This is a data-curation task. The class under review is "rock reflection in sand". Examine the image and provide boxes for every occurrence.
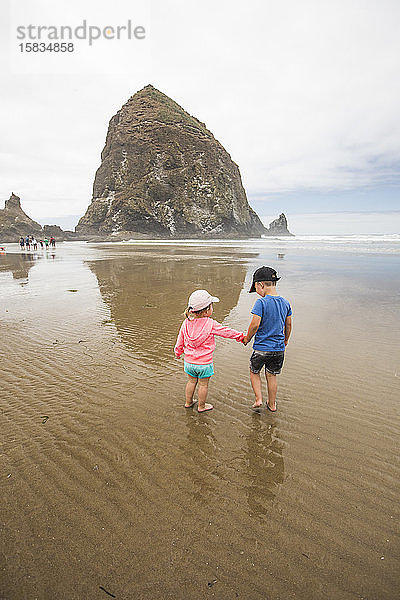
[0,251,57,283]
[0,252,38,281]
[87,246,255,366]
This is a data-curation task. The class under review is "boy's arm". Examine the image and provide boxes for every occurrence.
[243,315,261,345]
[284,315,292,346]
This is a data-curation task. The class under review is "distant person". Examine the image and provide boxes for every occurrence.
[174,289,244,412]
[50,236,56,248]
[32,238,38,250]
[243,266,292,412]
[39,240,44,249]
[19,237,25,249]
[25,236,30,250]
[44,238,49,249]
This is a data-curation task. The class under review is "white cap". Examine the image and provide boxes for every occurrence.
[188,289,220,312]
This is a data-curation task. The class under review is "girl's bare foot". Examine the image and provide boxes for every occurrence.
[198,403,213,412]
[267,402,277,412]
[185,400,197,408]
[252,401,262,409]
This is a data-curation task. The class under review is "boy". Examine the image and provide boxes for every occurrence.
[243,266,292,411]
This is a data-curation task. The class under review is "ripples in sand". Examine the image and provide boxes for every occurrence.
[2,242,399,599]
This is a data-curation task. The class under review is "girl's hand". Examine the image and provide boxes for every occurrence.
[242,336,248,346]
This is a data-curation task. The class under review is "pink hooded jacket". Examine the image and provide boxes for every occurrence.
[174,317,244,365]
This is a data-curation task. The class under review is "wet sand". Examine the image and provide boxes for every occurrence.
[1,241,399,599]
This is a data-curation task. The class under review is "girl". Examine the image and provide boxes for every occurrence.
[174,289,244,412]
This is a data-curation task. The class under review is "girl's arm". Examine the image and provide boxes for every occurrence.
[211,320,244,342]
[174,324,185,357]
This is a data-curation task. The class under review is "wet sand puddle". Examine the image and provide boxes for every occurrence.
[1,243,399,599]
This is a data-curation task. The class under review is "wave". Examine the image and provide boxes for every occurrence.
[3,234,400,256]
[118,234,400,254]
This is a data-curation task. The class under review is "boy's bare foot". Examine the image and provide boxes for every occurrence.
[267,402,277,412]
[198,403,213,412]
[252,401,263,409]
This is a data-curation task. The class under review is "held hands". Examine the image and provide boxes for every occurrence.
[242,335,249,346]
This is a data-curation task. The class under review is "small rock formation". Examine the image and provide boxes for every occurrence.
[76,85,267,238]
[43,224,77,240]
[43,224,64,238]
[0,193,43,241]
[265,213,293,236]
[42,225,78,240]
[0,194,79,242]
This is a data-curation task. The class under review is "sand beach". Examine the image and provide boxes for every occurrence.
[1,237,399,599]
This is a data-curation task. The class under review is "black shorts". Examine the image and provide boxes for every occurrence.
[249,350,285,375]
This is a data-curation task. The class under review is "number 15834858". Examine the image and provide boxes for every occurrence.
[19,43,74,52]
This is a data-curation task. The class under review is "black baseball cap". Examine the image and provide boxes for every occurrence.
[249,266,280,292]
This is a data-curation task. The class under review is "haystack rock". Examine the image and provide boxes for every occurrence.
[0,193,42,242]
[265,213,293,236]
[76,85,267,238]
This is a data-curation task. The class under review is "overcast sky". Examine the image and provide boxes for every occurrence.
[1,0,399,233]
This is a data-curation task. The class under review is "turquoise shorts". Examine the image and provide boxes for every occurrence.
[184,361,214,379]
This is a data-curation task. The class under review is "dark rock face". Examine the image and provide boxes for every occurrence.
[0,193,43,242]
[266,213,293,236]
[76,85,267,238]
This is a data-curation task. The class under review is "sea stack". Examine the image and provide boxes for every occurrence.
[0,193,42,241]
[265,213,294,236]
[76,85,267,238]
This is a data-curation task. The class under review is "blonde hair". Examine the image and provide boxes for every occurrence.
[184,303,212,319]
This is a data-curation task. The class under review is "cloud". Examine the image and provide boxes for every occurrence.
[1,0,400,221]
[151,0,400,192]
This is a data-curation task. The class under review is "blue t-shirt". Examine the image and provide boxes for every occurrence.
[251,295,292,351]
